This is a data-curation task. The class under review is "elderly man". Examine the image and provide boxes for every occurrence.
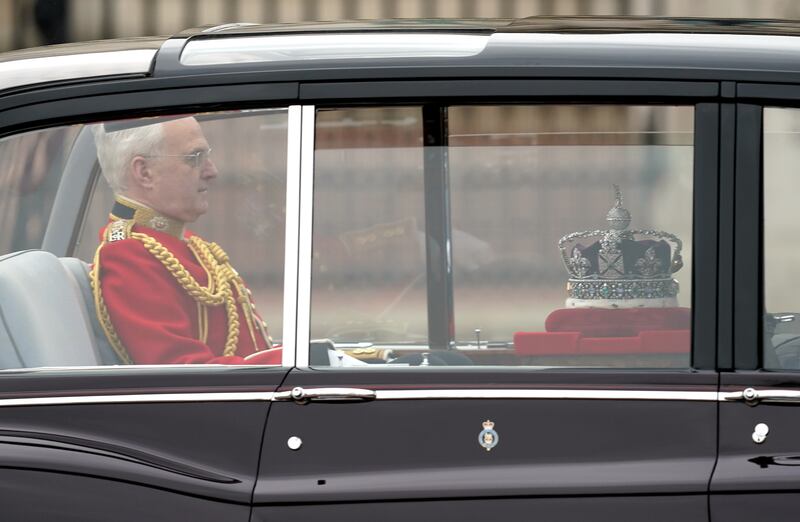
[90,116,279,365]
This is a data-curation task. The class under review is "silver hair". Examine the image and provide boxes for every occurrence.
[91,121,165,194]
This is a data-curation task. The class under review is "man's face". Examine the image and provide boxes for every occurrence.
[143,117,218,223]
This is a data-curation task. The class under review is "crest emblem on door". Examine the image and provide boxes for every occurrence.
[478,420,499,451]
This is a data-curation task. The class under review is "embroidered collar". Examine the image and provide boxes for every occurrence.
[110,195,185,238]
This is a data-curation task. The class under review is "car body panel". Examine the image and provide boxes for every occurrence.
[0,367,288,506]
[0,15,798,519]
[256,370,717,515]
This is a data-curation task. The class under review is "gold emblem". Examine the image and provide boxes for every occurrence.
[107,220,130,242]
[149,216,169,231]
[478,419,499,451]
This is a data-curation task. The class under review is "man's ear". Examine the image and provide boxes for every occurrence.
[130,156,156,189]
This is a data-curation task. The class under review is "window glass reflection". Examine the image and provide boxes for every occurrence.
[310,104,694,369]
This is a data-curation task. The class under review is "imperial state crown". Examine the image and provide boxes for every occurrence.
[558,185,683,308]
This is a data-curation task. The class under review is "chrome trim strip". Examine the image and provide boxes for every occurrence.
[493,32,800,53]
[281,105,302,369]
[0,392,274,408]
[753,389,800,403]
[201,23,261,33]
[720,388,800,404]
[274,387,376,402]
[0,364,287,374]
[270,388,718,402]
[0,389,723,407]
[294,105,316,369]
[0,50,156,92]
[181,34,489,66]
[373,389,719,401]
[720,391,746,402]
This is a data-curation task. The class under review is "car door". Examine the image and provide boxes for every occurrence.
[711,94,800,521]
[254,82,722,521]
[0,82,298,520]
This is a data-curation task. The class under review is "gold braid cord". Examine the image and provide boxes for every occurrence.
[91,245,134,364]
[92,231,265,361]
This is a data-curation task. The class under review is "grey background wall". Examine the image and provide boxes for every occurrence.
[3,0,800,52]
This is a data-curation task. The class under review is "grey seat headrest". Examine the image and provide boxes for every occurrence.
[0,250,100,368]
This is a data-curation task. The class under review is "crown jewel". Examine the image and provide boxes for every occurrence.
[558,186,683,308]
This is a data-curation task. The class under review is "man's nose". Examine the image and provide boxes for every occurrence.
[201,159,219,179]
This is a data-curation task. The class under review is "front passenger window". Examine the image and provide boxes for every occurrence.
[310,104,695,368]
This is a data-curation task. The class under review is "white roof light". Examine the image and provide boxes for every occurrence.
[0,49,156,92]
[181,33,490,66]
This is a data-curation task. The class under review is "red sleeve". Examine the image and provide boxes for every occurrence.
[98,239,248,365]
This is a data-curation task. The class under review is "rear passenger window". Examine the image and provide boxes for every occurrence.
[0,108,289,368]
[764,107,800,370]
[310,104,694,368]
[0,127,79,254]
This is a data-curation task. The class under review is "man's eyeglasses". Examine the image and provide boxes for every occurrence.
[143,148,213,169]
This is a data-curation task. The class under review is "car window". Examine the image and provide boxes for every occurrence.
[310,104,694,368]
[0,126,79,254]
[311,107,427,346]
[0,108,288,368]
[763,107,800,370]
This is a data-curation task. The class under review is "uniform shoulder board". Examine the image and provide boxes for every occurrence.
[105,219,133,242]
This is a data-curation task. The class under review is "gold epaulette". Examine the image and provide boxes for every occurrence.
[104,219,134,243]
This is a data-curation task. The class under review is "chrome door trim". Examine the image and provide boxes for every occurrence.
[0,391,275,408]
[721,387,800,405]
[373,389,719,401]
[0,389,725,407]
[273,387,377,402]
[281,105,303,369]
[273,388,719,402]
[294,105,316,369]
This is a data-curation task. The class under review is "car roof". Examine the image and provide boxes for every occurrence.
[0,37,165,93]
[4,16,800,95]
[177,16,800,36]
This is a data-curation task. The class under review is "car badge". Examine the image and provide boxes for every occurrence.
[478,419,499,451]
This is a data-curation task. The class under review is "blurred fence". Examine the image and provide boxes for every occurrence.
[3,0,800,53]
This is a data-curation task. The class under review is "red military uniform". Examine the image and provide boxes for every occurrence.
[91,196,280,365]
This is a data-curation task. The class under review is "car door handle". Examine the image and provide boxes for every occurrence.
[725,387,800,406]
[273,387,377,403]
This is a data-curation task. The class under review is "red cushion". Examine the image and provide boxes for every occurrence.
[579,336,642,354]
[640,330,690,353]
[545,307,690,337]
[514,308,692,356]
[513,332,580,355]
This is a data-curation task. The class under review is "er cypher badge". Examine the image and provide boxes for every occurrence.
[478,419,499,451]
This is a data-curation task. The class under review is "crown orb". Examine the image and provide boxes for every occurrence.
[606,206,631,231]
[606,185,632,231]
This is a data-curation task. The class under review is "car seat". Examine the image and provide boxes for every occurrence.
[59,256,125,365]
[0,250,103,368]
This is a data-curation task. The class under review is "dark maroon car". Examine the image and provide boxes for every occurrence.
[0,16,797,522]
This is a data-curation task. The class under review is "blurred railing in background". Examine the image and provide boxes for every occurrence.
[3,0,800,53]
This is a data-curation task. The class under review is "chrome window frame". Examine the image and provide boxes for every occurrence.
[281,105,303,368]
[294,105,316,369]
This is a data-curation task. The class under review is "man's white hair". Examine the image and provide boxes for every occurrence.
[92,121,165,194]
